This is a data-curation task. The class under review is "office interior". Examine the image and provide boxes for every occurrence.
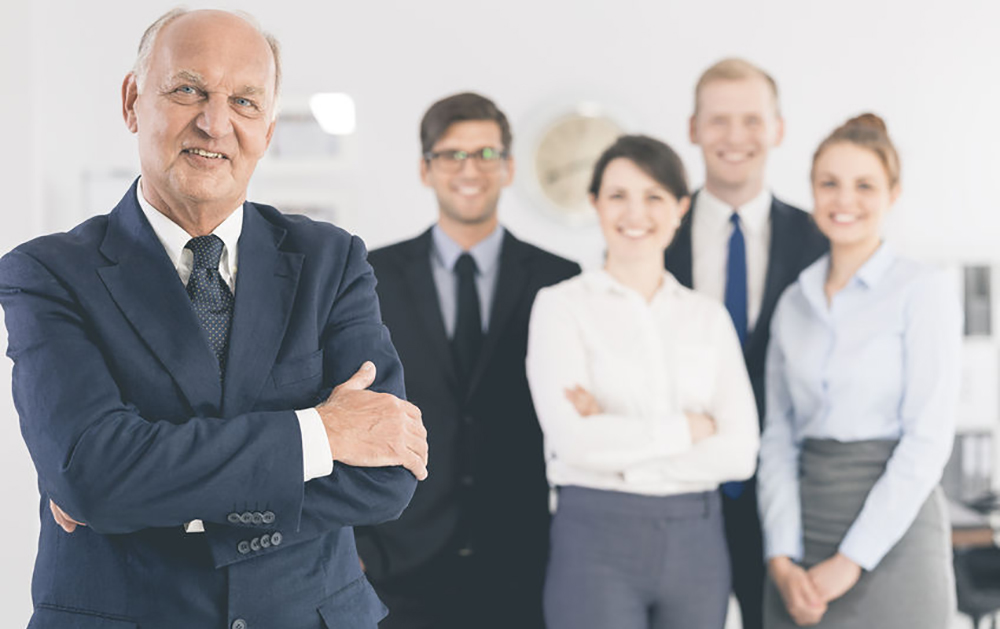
[1,1,998,626]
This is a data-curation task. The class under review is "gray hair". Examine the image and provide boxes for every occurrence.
[132,8,282,113]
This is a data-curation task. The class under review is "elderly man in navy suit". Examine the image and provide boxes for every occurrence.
[665,58,827,629]
[0,9,427,629]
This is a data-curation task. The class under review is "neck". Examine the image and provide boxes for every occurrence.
[438,214,499,251]
[141,181,238,237]
[704,176,765,209]
[604,254,664,302]
[826,238,881,298]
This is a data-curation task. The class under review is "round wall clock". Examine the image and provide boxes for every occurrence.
[532,108,624,224]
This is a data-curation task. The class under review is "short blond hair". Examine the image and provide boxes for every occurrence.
[694,58,780,116]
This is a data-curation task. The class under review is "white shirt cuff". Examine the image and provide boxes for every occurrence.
[297,408,334,481]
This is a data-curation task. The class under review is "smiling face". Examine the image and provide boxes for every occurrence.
[420,120,514,232]
[690,77,784,204]
[592,158,690,265]
[811,142,900,250]
[122,10,276,223]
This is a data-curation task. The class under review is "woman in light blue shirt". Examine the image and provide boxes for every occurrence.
[758,114,961,628]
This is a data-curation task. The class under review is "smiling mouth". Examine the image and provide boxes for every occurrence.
[183,148,229,160]
[719,151,753,164]
[456,186,483,197]
[830,213,861,224]
[619,227,653,239]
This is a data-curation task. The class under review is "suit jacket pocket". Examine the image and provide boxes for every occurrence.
[318,575,389,629]
[29,605,139,629]
[272,349,324,387]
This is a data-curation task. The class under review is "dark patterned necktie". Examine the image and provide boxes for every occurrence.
[452,253,483,390]
[185,235,234,379]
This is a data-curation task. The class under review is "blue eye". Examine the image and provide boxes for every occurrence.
[234,97,254,108]
[176,86,197,95]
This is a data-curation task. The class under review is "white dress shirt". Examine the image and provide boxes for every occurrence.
[136,181,333,531]
[758,245,961,570]
[526,270,760,496]
[692,187,772,331]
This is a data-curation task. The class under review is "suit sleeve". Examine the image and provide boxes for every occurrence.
[0,237,414,565]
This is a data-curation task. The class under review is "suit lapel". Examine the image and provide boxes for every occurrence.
[747,198,794,354]
[97,183,223,414]
[221,203,304,417]
[665,192,695,288]
[465,231,529,398]
[400,230,459,389]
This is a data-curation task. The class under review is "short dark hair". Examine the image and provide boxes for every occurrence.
[420,92,512,156]
[588,135,689,201]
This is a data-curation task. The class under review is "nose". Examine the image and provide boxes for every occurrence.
[195,94,233,138]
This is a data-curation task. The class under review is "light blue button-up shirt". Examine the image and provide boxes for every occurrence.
[757,244,962,570]
[430,224,504,337]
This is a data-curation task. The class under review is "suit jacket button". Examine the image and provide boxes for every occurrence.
[262,511,275,524]
[250,538,261,552]
[271,532,283,546]
[232,619,247,629]
[462,415,474,425]
[227,513,241,524]
[260,534,271,548]
[251,512,264,525]
[237,541,251,555]
[239,511,253,525]
[461,475,474,487]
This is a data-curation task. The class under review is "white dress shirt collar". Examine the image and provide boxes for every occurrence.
[136,178,243,283]
[697,187,772,235]
[586,268,684,305]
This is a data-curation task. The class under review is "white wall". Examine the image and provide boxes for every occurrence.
[3,0,999,624]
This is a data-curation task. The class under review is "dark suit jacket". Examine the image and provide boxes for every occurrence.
[665,193,827,423]
[0,180,416,629]
[358,228,579,615]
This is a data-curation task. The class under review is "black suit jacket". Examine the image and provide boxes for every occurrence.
[358,228,580,583]
[665,193,828,424]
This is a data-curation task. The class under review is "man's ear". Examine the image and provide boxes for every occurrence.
[122,73,140,134]
[419,157,431,186]
[688,115,698,145]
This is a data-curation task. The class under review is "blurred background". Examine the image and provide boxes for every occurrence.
[2,1,999,626]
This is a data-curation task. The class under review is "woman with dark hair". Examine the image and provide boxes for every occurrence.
[526,135,760,628]
[758,114,960,628]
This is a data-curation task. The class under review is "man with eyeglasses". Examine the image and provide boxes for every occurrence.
[356,92,580,629]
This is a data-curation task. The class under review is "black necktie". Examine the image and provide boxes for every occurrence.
[185,235,234,379]
[452,253,483,387]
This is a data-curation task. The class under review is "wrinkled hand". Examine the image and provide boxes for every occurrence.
[565,385,602,417]
[686,412,717,443]
[808,553,862,604]
[770,556,827,626]
[50,499,85,534]
[317,362,428,480]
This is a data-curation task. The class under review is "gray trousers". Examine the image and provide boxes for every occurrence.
[764,439,956,629]
[544,486,731,629]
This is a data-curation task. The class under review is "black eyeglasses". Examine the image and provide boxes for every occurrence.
[424,147,509,173]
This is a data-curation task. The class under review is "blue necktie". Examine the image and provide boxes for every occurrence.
[722,212,747,499]
[185,235,234,379]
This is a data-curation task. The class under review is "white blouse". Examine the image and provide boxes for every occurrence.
[526,270,759,496]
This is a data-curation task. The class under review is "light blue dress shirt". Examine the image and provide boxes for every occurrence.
[757,244,962,571]
[430,224,504,337]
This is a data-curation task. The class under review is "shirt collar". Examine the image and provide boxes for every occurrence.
[797,242,896,311]
[696,187,772,235]
[431,223,505,275]
[587,268,683,303]
[136,177,243,272]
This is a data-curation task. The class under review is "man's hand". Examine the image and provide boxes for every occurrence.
[565,385,601,417]
[770,556,827,626]
[686,412,717,443]
[50,499,86,533]
[317,362,428,480]
[808,553,862,604]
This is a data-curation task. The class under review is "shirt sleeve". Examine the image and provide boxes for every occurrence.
[296,408,333,481]
[622,303,759,485]
[838,270,962,570]
[757,295,805,563]
[525,287,694,475]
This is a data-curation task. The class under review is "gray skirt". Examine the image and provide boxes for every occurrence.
[763,439,955,629]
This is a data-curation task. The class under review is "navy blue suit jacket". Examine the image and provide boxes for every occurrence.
[0,181,416,629]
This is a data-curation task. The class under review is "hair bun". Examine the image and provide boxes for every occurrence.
[843,113,888,134]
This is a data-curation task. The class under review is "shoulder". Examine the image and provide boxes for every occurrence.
[252,202,356,252]
[888,257,959,305]
[505,232,582,281]
[1,214,112,283]
[532,273,591,314]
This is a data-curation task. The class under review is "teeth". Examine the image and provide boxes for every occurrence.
[620,228,651,238]
[721,152,750,163]
[457,187,481,195]
[186,148,225,159]
[831,213,859,224]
